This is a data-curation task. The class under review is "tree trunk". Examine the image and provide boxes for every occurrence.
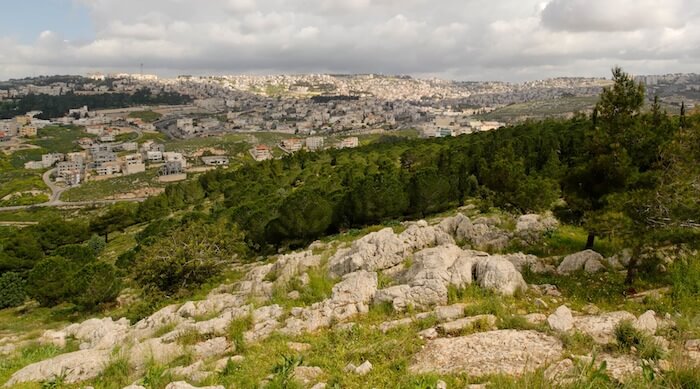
[625,245,642,285]
[104,233,109,244]
[585,232,595,250]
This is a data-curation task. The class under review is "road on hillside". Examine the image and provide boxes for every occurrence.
[0,198,147,213]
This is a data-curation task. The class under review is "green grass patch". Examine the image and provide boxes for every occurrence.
[129,110,163,123]
[62,170,163,202]
[31,125,90,154]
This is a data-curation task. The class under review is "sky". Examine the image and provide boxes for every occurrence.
[0,0,698,82]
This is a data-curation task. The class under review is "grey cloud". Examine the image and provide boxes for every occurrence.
[541,0,687,32]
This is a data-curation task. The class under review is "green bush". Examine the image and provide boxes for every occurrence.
[133,221,247,294]
[69,262,121,309]
[26,257,74,306]
[0,272,26,309]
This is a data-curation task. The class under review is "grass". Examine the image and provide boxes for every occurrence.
[0,153,48,207]
[477,96,599,123]
[0,343,76,386]
[92,353,133,389]
[614,320,664,360]
[62,170,163,202]
[510,225,621,258]
[30,126,90,154]
[129,110,163,123]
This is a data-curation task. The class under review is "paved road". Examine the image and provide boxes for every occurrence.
[42,168,64,204]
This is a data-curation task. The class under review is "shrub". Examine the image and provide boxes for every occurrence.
[26,257,74,306]
[87,234,107,255]
[69,262,121,309]
[0,272,26,309]
[133,220,247,294]
[52,244,96,265]
[614,320,663,360]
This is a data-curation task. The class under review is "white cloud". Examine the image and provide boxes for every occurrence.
[0,0,698,81]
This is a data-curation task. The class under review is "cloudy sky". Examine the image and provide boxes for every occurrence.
[0,0,698,81]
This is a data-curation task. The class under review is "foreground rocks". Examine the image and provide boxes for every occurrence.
[6,349,111,385]
[410,330,563,376]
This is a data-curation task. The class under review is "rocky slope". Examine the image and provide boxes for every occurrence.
[1,210,698,388]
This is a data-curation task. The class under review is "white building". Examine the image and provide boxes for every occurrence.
[306,137,324,151]
[163,152,187,169]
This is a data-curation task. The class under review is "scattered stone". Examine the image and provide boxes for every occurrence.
[437,315,497,335]
[410,330,563,377]
[287,342,312,353]
[39,330,67,348]
[310,384,327,389]
[379,318,413,333]
[294,366,323,385]
[633,310,657,335]
[432,304,467,321]
[544,358,575,384]
[515,214,559,243]
[534,298,548,309]
[436,380,447,389]
[418,327,439,340]
[122,385,146,389]
[128,338,185,369]
[599,354,643,383]
[164,382,224,389]
[557,250,605,274]
[581,304,600,315]
[547,306,574,332]
[354,361,373,375]
[523,313,547,325]
[169,361,212,382]
[474,256,527,295]
[287,291,301,300]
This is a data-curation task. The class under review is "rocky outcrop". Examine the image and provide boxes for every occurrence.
[328,228,411,276]
[328,222,453,277]
[557,250,605,274]
[5,349,111,386]
[515,213,559,243]
[547,305,574,332]
[63,317,131,350]
[474,256,528,295]
[282,271,378,335]
[573,311,636,344]
[410,330,563,376]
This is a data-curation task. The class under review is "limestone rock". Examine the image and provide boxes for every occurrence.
[5,349,111,385]
[128,338,185,369]
[176,294,245,319]
[244,305,284,343]
[354,361,373,376]
[523,313,547,325]
[282,271,378,335]
[294,366,323,385]
[164,382,224,389]
[39,329,67,348]
[64,317,130,350]
[169,361,211,382]
[437,315,497,335]
[600,354,643,383]
[573,311,636,344]
[515,213,559,243]
[474,256,527,295]
[418,327,439,340]
[379,318,413,333]
[193,337,231,359]
[132,304,183,340]
[544,358,575,384]
[410,330,563,376]
[547,305,574,332]
[328,228,409,276]
[633,310,657,335]
[557,250,605,274]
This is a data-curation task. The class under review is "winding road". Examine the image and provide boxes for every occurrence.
[0,167,146,213]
